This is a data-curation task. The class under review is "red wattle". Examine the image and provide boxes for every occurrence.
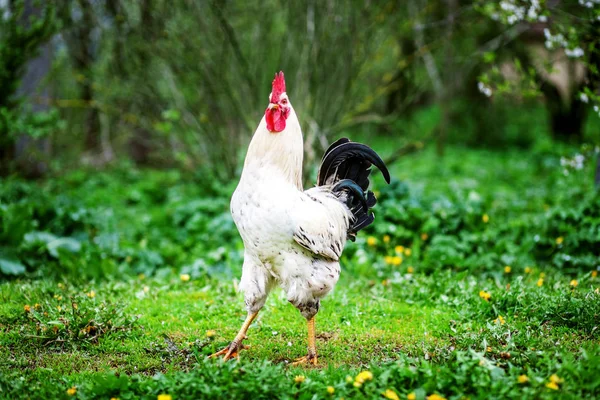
[265,108,286,133]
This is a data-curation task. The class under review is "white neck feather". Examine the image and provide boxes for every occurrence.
[243,107,304,190]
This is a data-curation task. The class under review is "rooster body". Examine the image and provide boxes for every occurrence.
[210,72,389,364]
[232,128,349,317]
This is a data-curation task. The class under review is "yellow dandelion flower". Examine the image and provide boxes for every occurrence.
[479,290,491,301]
[294,375,305,384]
[392,256,403,266]
[549,374,563,384]
[504,266,511,274]
[327,386,335,394]
[111,398,119,400]
[57,305,62,312]
[524,267,532,274]
[383,389,400,400]
[24,305,31,312]
[157,395,172,400]
[426,394,447,400]
[546,381,559,390]
[482,214,489,223]
[180,274,191,282]
[383,235,391,243]
[537,278,544,287]
[556,237,564,245]
[206,330,216,338]
[72,303,78,310]
[395,245,404,254]
[404,248,412,256]
[353,381,362,388]
[367,236,377,246]
[34,303,41,309]
[345,375,353,384]
[58,283,64,289]
[493,315,505,325]
[518,375,529,384]
[486,346,492,352]
[421,233,429,241]
[570,279,578,287]
[407,393,417,400]
[407,266,414,274]
[87,290,96,298]
[67,387,77,396]
[384,256,394,265]
[355,370,373,384]
[592,271,598,278]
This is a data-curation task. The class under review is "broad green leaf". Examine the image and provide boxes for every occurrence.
[0,257,26,275]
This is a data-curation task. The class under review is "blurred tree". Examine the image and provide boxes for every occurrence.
[0,0,58,176]
[64,0,396,179]
[478,0,600,142]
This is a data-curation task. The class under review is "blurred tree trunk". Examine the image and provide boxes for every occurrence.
[540,80,586,143]
[127,0,157,165]
[60,0,101,155]
[15,0,53,178]
[77,0,100,153]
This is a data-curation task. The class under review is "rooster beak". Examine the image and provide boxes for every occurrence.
[268,103,279,110]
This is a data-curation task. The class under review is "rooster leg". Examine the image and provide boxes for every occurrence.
[291,316,317,366]
[208,311,258,361]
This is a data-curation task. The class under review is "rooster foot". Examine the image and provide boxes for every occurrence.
[208,341,250,361]
[291,354,318,366]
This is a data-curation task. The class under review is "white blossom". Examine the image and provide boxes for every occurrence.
[579,93,589,103]
[565,47,584,58]
[528,0,541,19]
[478,82,492,97]
[562,154,586,171]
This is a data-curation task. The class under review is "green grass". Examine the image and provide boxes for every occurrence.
[1,144,599,399]
[2,269,599,399]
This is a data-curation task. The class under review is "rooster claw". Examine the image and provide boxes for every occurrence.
[208,342,250,361]
[290,354,318,366]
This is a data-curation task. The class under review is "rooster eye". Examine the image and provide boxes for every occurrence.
[281,99,288,105]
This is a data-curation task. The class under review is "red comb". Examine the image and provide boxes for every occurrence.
[270,71,286,103]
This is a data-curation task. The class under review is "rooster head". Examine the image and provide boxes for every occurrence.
[265,71,291,133]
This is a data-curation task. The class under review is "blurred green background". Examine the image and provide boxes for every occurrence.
[0,0,599,279]
[1,0,599,179]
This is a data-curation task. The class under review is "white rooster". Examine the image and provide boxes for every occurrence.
[210,72,390,365]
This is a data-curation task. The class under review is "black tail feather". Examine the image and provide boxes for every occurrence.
[317,140,391,186]
[317,138,390,237]
[321,138,350,161]
[332,179,368,213]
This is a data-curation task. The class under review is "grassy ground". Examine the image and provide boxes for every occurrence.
[1,144,599,399]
